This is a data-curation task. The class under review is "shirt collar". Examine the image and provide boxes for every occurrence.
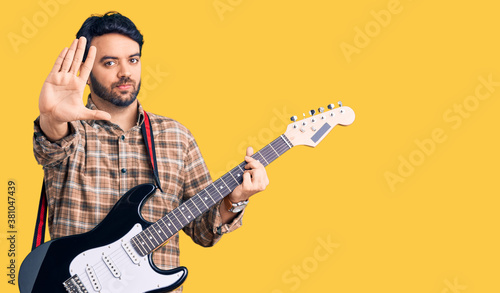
[85,95,145,127]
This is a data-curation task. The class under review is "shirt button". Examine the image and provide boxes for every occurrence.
[121,168,127,174]
[120,135,125,141]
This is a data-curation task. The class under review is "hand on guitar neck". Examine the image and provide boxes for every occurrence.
[220,146,269,224]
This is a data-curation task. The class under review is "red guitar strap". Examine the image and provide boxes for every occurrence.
[32,183,47,250]
[141,111,164,193]
[32,111,162,250]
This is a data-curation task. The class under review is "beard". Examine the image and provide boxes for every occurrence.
[89,73,141,107]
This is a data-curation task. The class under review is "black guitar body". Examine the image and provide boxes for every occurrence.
[19,184,187,293]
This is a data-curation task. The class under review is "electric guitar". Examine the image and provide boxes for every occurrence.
[19,103,355,293]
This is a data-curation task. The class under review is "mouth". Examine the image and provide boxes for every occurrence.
[116,84,133,90]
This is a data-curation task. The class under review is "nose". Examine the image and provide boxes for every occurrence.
[118,62,132,78]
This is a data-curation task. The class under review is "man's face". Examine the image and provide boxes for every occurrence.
[88,33,141,107]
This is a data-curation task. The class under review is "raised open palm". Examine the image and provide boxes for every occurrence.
[39,37,110,130]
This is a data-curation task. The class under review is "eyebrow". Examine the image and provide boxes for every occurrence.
[99,53,141,63]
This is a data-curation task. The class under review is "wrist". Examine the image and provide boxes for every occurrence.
[39,114,70,142]
[223,196,248,213]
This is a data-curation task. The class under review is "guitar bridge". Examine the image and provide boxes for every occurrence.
[63,274,89,293]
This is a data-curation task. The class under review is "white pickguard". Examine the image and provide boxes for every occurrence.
[69,224,184,293]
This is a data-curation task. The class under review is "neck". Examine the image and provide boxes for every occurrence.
[91,94,139,131]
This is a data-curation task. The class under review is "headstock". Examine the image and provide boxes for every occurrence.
[284,102,355,147]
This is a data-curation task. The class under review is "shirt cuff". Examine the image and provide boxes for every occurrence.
[212,200,245,236]
[33,118,79,167]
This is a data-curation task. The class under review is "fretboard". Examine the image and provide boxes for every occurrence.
[131,134,293,256]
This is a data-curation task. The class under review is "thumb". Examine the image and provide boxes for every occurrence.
[78,108,111,121]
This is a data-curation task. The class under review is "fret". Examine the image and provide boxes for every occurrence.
[182,203,196,219]
[151,222,167,239]
[144,228,160,247]
[141,230,155,250]
[204,184,223,203]
[136,232,153,252]
[227,167,240,184]
[131,237,147,256]
[187,197,203,215]
[197,190,211,209]
[179,205,195,222]
[185,197,204,220]
[216,177,234,196]
[171,209,188,228]
[254,151,269,166]
[177,206,189,222]
[158,217,175,236]
[144,224,167,248]
[133,133,294,256]
[235,163,246,177]
[280,134,293,149]
[262,145,278,163]
[166,211,183,232]
[268,142,280,157]
[222,172,240,190]
[158,218,175,236]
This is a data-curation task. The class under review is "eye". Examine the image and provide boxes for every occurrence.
[104,60,116,66]
[130,58,139,64]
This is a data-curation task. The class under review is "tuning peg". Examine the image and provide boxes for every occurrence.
[318,107,324,113]
[338,101,343,107]
[327,104,334,110]
[290,115,298,122]
[309,109,316,116]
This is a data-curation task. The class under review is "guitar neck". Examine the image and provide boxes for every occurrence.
[131,134,294,256]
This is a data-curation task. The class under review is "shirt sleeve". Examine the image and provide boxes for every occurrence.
[181,134,244,247]
[33,117,81,168]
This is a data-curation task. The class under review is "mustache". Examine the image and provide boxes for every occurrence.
[112,77,135,87]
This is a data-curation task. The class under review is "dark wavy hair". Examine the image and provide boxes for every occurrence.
[76,11,144,61]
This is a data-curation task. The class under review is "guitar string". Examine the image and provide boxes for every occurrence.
[134,138,292,254]
[75,242,139,288]
[133,137,292,254]
[149,140,290,236]
[70,136,294,288]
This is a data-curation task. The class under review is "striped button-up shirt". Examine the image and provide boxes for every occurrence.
[33,98,243,292]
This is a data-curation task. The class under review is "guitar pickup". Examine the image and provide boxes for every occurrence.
[122,241,140,264]
[102,255,121,278]
[85,266,101,291]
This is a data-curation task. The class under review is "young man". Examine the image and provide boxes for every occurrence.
[33,12,268,292]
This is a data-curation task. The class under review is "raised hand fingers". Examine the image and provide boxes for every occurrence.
[79,45,96,81]
[69,37,87,74]
[60,39,78,73]
[50,47,69,74]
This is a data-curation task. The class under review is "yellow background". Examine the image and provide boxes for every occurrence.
[1,0,499,292]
